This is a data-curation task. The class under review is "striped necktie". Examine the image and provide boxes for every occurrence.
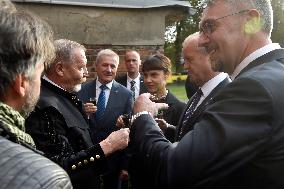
[178,88,203,139]
[130,80,136,100]
[96,84,107,122]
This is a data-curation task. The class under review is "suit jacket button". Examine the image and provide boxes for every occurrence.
[78,162,82,166]
[84,159,88,164]
[72,165,76,170]
[96,155,100,159]
[90,157,95,162]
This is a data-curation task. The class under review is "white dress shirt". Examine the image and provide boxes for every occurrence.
[127,73,140,99]
[230,43,281,80]
[196,72,230,109]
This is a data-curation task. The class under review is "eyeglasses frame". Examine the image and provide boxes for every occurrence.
[199,9,249,35]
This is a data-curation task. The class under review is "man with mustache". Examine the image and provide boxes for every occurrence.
[26,40,130,189]
[128,0,284,188]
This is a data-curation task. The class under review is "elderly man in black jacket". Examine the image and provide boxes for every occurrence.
[0,3,72,188]
[25,39,130,189]
[129,0,284,188]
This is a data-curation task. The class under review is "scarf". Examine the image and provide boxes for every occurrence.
[0,102,36,148]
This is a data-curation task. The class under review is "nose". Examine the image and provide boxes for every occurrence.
[198,32,210,48]
[83,67,89,77]
[106,65,112,72]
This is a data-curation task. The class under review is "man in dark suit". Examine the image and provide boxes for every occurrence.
[130,33,230,189]
[162,32,231,142]
[115,50,148,100]
[176,32,231,141]
[26,40,130,189]
[129,0,284,188]
[77,49,133,189]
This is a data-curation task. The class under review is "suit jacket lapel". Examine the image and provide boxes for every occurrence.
[197,78,230,109]
[90,80,97,99]
[191,77,230,120]
[122,75,127,87]
[176,77,231,140]
[139,75,148,94]
[176,94,196,134]
[238,48,284,78]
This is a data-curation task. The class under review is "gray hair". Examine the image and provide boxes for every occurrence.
[0,0,16,13]
[96,49,119,65]
[203,0,273,36]
[46,39,86,71]
[0,10,54,100]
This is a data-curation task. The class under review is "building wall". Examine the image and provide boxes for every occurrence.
[15,3,183,78]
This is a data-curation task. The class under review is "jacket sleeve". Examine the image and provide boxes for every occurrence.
[130,77,274,188]
[25,106,108,176]
[0,136,72,189]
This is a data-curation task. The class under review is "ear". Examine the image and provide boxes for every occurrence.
[244,9,262,34]
[55,62,64,77]
[13,74,27,97]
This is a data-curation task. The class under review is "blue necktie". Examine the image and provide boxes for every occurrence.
[96,84,107,122]
[130,80,136,100]
[178,88,203,139]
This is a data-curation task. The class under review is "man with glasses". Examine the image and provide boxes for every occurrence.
[128,0,284,188]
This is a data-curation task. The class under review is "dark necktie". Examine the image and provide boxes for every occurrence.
[178,88,203,139]
[130,80,136,100]
[96,84,107,122]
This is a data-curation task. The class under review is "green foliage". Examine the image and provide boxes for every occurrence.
[165,0,284,74]
[164,0,204,74]
[271,0,284,46]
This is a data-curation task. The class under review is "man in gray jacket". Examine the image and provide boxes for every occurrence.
[0,2,72,188]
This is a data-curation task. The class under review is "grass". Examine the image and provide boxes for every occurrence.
[167,74,187,84]
[167,81,188,103]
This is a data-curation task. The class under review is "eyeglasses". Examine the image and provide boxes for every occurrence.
[199,9,249,35]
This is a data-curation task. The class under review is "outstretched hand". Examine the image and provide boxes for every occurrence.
[134,93,168,116]
[100,128,130,156]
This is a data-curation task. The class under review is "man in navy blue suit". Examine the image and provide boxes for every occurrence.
[77,49,133,189]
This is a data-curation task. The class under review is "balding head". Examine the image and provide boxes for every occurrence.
[182,32,218,86]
